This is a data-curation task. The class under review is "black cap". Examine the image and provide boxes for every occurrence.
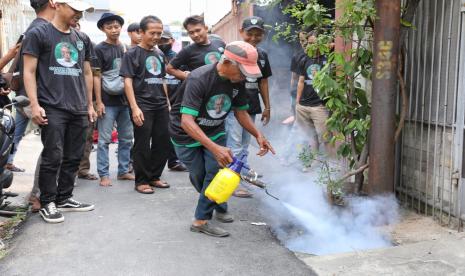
[161,30,173,39]
[127,22,140,33]
[97,12,124,29]
[242,16,265,31]
[30,0,49,10]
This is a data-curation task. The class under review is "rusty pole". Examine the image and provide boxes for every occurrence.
[368,0,401,194]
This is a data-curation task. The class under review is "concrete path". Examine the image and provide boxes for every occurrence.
[0,135,313,276]
[300,235,465,275]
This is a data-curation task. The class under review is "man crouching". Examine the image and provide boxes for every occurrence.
[169,41,275,237]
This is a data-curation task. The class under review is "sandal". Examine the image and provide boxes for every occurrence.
[233,188,253,198]
[78,173,98,180]
[149,180,170,188]
[135,184,154,194]
[5,163,25,172]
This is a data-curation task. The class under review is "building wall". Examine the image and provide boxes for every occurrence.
[211,1,252,43]
[397,0,463,226]
[0,0,34,60]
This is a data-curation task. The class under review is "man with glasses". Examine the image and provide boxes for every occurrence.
[22,0,96,223]
[169,41,275,237]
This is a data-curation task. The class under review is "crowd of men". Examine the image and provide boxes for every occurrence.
[1,0,330,238]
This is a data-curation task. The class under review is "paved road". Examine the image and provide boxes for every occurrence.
[0,142,313,276]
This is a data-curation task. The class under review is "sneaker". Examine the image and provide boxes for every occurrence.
[190,222,229,237]
[215,211,234,223]
[39,202,64,223]
[56,198,94,212]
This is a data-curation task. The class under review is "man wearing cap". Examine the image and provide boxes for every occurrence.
[170,41,275,237]
[158,29,187,172]
[127,22,141,48]
[22,0,96,223]
[94,12,134,187]
[226,16,273,198]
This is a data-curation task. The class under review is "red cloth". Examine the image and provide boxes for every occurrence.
[93,130,118,143]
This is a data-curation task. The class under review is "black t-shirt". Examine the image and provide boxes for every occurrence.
[22,23,92,115]
[95,42,127,106]
[290,48,306,73]
[170,64,249,147]
[119,46,167,111]
[168,40,225,72]
[16,17,49,96]
[163,49,181,104]
[245,47,272,115]
[297,55,326,107]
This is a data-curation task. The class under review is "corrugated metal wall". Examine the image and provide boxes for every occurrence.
[397,0,463,227]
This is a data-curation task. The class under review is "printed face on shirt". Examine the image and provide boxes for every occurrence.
[55,42,78,67]
[306,64,321,80]
[113,58,122,70]
[146,56,161,76]
[204,52,220,64]
[206,94,231,119]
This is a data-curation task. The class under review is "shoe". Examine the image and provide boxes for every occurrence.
[190,222,229,237]
[232,188,253,198]
[29,195,41,213]
[215,211,234,223]
[117,173,135,181]
[56,198,94,212]
[169,162,188,172]
[39,202,64,223]
[5,163,25,172]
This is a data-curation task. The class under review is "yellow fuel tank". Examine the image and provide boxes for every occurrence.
[205,168,241,204]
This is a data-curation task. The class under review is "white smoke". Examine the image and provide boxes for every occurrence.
[252,157,399,255]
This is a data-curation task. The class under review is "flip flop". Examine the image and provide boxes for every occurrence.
[5,164,25,172]
[135,184,154,194]
[149,180,170,188]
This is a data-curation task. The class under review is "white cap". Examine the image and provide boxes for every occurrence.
[54,0,94,12]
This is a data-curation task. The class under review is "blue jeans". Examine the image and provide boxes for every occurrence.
[175,136,228,220]
[97,105,133,177]
[8,111,29,164]
[225,112,256,165]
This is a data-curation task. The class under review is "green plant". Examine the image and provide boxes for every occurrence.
[275,0,375,193]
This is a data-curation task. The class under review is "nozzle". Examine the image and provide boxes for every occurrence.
[241,169,266,188]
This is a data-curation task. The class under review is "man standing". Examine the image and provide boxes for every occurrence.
[170,41,274,237]
[94,12,134,187]
[127,22,141,48]
[166,15,225,80]
[296,31,330,154]
[158,30,187,172]
[120,15,170,194]
[22,0,97,223]
[6,0,56,173]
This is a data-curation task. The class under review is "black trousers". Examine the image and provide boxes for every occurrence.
[39,106,88,205]
[167,140,179,167]
[133,108,170,185]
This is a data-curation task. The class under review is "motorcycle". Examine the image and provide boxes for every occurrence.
[0,95,30,217]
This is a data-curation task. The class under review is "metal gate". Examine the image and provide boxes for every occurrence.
[396,0,464,227]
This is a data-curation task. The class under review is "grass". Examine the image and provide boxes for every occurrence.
[0,211,27,260]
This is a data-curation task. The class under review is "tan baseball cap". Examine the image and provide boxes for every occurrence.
[54,0,94,12]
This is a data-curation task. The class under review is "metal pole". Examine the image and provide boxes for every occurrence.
[368,0,401,194]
